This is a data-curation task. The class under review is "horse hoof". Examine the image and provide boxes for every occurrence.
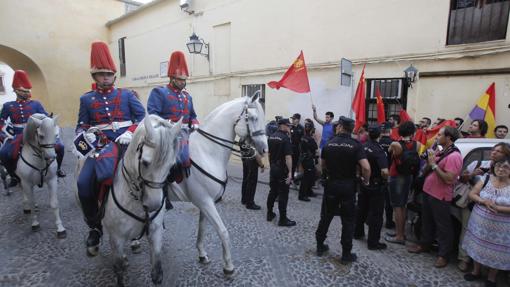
[86,246,99,257]
[130,242,142,254]
[31,224,40,232]
[57,230,67,239]
[199,256,210,264]
[223,268,235,276]
[151,261,163,285]
[23,209,31,214]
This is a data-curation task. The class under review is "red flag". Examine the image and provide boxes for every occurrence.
[352,65,366,131]
[399,109,412,123]
[375,86,385,124]
[268,51,311,93]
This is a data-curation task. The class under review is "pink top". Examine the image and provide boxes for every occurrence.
[423,151,463,201]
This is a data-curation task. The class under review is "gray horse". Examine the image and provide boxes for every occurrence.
[17,113,66,238]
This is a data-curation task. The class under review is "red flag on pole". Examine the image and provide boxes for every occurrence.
[352,65,366,132]
[268,51,311,93]
[399,108,412,123]
[376,86,385,124]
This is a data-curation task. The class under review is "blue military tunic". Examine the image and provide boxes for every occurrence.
[77,87,146,203]
[0,100,64,169]
[147,85,198,176]
[147,85,198,125]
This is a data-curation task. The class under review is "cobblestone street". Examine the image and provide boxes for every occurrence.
[0,129,496,287]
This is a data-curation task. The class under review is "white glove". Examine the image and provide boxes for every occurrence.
[84,132,96,144]
[116,131,133,145]
[192,124,199,130]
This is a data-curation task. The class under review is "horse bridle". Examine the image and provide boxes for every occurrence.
[112,141,169,240]
[20,130,57,188]
[196,102,264,159]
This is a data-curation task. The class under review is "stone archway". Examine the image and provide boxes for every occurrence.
[0,45,49,106]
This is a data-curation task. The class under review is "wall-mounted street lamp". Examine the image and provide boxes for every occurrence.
[186,33,209,61]
[404,64,418,88]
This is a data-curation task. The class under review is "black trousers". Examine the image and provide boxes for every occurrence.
[420,192,453,258]
[299,159,315,198]
[267,166,290,218]
[241,158,259,205]
[354,184,385,247]
[291,145,300,179]
[315,179,356,254]
[383,184,394,225]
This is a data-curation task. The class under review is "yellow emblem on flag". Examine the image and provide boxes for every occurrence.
[293,59,305,72]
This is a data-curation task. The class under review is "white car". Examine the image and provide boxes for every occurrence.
[456,138,510,170]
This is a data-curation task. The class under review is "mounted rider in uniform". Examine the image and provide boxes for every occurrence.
[147,51,199,205]
[75,41,145,251]
[0,70,66,186]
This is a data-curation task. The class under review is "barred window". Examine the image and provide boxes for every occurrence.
[447,0,510,45]
[365,79,408,125]
[241,84,265,110]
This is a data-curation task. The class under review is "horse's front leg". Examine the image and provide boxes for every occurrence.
[109,232,128,287]
[198,199,235,275]
[148,217,164,285]
[22,181,39,231]
[197,211,210,264]
[47,176,66,238]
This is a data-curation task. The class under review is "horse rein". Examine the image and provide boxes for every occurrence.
[20,132,57,188]
[113,141,168,240]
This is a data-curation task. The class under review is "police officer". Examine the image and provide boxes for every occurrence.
[315,116,370,264]
[354,125,389,250]
[266,118,296,227]
[298,120,318,201]
[290,113,304,183]
[379,122,395,229]
[241,142,265,210]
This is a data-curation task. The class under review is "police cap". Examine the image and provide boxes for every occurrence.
[368,124,381,138]
[338,116,355,129]
[278,118,292,126]
[291,113,301,120]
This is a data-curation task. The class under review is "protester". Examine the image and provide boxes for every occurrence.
[385,121,420,245]
[456,142,510,272]
[408,126,463,268]
[418,117,432,129]
[462,155,510,286]
[312,105,334,149]
[315,116,370,264]
[354,125,389,250]
[388,114,401,140]
[494,124,508,139]
[467,119,488,138]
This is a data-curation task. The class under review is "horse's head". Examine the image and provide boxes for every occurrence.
[128,115,181,211]
[234,91,268,155]
[27,113,58,162]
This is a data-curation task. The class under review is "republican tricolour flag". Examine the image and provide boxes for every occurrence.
[468,83,496,138]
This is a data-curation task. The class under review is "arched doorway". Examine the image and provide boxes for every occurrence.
[0,45,49,107]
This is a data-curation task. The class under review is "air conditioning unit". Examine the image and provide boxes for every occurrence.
[180,0,190,9]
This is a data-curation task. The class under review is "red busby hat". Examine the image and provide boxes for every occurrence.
[90,41,117,74]
[167,51,189,79]
[12,70,32,91]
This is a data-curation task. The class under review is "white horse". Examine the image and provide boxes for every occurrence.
[17,113,66,238]
[167,92,267,275]
[102,115,181,286]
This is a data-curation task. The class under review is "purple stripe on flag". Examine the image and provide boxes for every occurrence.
[469,106,486,120]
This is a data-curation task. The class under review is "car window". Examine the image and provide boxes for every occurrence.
[462,147,491,171]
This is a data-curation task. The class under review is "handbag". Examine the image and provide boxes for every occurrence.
[452,183,471,208]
